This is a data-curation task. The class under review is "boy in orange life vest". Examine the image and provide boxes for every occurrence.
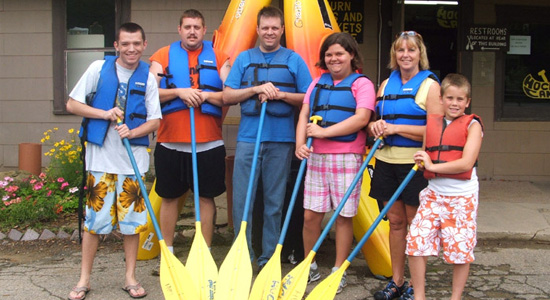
[406,73,483,300]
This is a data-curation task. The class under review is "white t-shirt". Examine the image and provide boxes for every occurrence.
[427,118,481,196]
[69,60,161,175]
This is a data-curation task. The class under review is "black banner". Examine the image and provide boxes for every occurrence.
[329,0,364,43]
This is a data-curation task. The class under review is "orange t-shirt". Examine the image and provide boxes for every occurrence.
[150,44,223,143]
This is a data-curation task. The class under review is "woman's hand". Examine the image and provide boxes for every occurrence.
[369,119,387,139]
[306,123,326,139]
[295,143,313,160]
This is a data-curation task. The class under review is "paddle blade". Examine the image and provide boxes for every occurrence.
[249,244,283,300]
[186,222,218,300]
[158,240,199,300]
[278,251,316,300]
[215,221,253,300]
[305,261,350,300]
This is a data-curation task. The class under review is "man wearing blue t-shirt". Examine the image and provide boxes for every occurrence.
[223,6,312,270]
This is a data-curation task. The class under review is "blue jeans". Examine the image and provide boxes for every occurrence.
[232,141,293,266]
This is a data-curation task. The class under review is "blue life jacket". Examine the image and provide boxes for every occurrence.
[375,70,438,147]
[79,56,149,147]
[159,41,223,117]
[310,73,365,142]
[239,47,297,117]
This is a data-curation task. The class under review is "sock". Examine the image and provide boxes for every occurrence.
[332,266,339,273]
[310,261,318,269]
[167,246,174,253]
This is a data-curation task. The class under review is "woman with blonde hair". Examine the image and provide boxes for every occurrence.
[368,31,443,300]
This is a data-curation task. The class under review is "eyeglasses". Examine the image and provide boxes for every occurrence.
[397,31,422,40]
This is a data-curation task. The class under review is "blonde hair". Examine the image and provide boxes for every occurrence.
[440,73,471,98]
[388,33,430,71]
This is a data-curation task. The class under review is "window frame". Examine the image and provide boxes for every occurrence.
[52,0,130,114]
[495,4,550,121]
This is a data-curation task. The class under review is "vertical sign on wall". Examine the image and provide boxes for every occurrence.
[329,0,364,43]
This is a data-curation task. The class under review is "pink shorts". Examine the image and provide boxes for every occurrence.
[406,188,478,264]
[303,153,363,217]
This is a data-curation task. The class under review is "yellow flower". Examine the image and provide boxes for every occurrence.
[116,200,128,223]
[54,127,58,131]
[86,173,107,212]
[40,138,45,143]
[135,224,149,234]
[100,173,117,193]
[119,177,145,213]
[68,128,75,133]
[110,205,119,226]
[50,149,55,153]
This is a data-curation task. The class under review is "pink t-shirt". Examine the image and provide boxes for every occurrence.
[303,75,376,154]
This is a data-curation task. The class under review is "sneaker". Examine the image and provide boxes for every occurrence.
[151,259,160,276]
[287,250,298,265]
[398,287,414,300]
[373,280,408,300]
[336,272,348,294]
[308,267,321,284]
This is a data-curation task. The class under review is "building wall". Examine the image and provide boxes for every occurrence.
[471,0,550,181]
[1,0,549,181]
[0,0,80,171]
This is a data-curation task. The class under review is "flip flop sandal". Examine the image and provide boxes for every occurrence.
[122,283,148,299]
[68,286,90,300]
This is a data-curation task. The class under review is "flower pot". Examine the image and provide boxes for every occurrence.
[18,143,42,176]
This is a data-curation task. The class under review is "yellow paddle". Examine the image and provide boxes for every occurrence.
[249,115,322,300]
[185,106,218,299]
[278,138,384,300]
[216,101,267,300]
[116,118,198,300]
[306,164,420,300]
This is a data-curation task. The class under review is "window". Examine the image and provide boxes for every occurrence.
[52,0,130,114]
[496,5,550,120]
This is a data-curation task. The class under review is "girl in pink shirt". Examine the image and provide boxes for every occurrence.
[295,32,375,293]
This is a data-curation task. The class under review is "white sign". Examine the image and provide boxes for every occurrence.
[508,35,531,55]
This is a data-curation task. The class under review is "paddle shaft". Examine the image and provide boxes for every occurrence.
[310,137,383,252]
[189,107,201,221]
[278,116,321,245]
[347,164,419,262]
[241,101,267,223]
[117,120,164,241]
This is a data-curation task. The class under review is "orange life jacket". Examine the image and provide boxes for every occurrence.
[424,114,483,180]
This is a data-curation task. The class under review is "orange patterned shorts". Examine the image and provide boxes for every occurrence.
[406,188,478,264]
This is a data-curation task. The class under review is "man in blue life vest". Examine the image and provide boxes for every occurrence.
[149,9,231,275]
[223,6,312,270]
[66,22,160,300]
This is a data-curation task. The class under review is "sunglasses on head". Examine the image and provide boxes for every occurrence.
[397,31,422,40]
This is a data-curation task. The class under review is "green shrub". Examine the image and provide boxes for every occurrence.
[0,173,79,230]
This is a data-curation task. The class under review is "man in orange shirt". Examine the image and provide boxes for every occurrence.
[149,9,230,274]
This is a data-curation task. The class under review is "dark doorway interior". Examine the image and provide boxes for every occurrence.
[404,3,459,80]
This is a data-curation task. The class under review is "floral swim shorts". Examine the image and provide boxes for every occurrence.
[406,187,478,264]
[84,171,148,235]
